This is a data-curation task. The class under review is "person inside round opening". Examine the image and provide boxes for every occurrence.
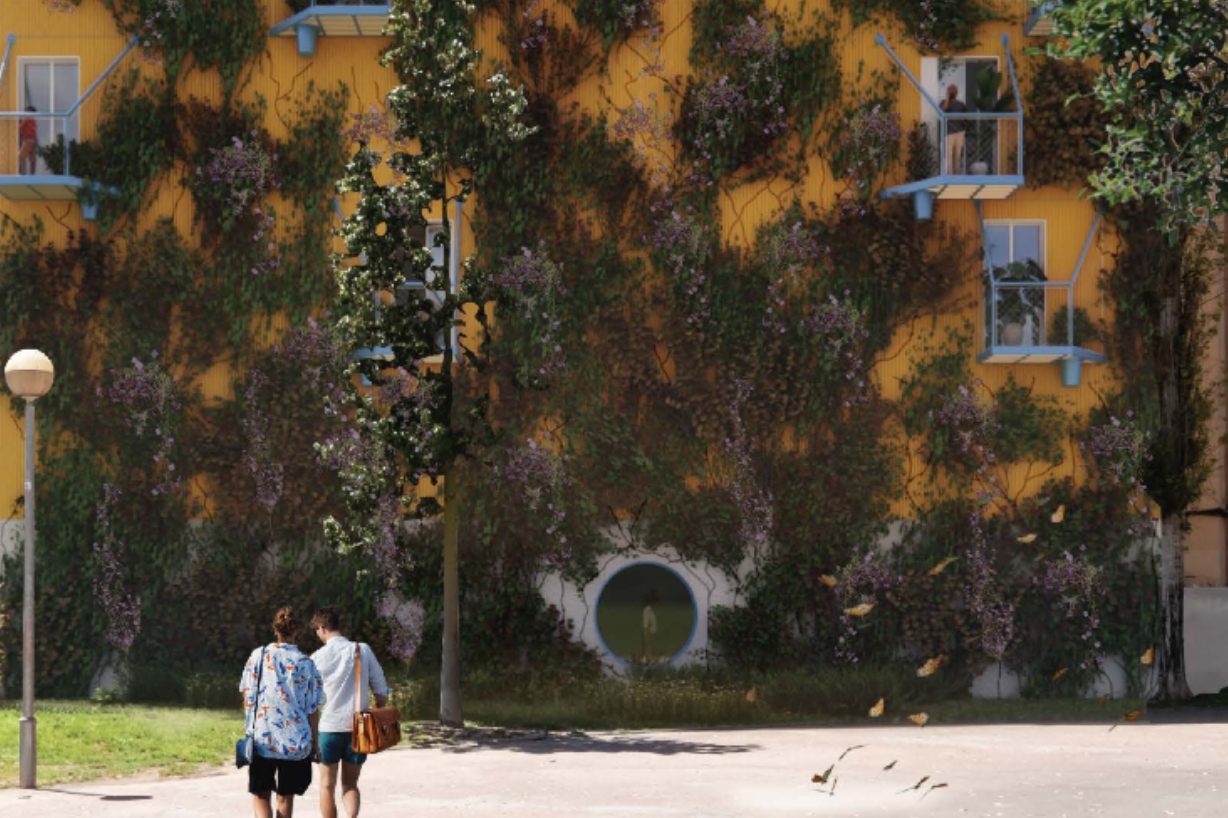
[239,606,323,818]
[311,606,391,818]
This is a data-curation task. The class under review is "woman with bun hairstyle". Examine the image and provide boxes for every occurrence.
[239,606,324,818]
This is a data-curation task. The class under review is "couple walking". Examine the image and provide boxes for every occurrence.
[239,606,391,818]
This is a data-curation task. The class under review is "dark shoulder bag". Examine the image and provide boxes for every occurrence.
[236,647,266,768]
[350,643,402,754]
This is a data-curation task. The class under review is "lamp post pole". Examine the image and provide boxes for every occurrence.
[19,399,35,789]
[5,348,56,791]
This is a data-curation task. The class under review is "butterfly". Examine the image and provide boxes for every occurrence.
[1109,710,1144,732]
[1017,533,1038,544]
[908,712,929,727]
[921,782,949,800]
[883,759,898,771]
[844,601,875,617]
[1141,646,1154,666]
[898,775,930,793]
[917,656,945,678]
[819,574,838,588]
[869,698,885,718]
[1051,504,1066,524]
[744,688,757,703]
[1097,695,1109,706]
[1051,667,1068,682]
[927,556,959,576]
[812,764,834,785]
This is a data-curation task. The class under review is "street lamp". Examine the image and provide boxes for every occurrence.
[4,349,55,790]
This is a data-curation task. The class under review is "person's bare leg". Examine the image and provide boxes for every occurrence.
[253,792,273,818]
[319,762,340,818]
[275,793,295,818]
[341,760,363,817]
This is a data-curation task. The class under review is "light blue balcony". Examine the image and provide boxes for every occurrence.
[1024,1,1061,37]
[0,34,137,220]
[977,211,1105,387]
[875,34,1025,220]
[270,1,391,58]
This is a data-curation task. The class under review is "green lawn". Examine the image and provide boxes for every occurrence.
[0,700,241,787]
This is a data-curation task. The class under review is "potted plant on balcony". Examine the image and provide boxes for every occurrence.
[968,66,1015,175]
[989,259,1045,346]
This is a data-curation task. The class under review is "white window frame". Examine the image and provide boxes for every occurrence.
[15,56,80,175]
[984,219,1048,346]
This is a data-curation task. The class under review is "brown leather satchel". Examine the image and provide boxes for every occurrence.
[350,643,402,754]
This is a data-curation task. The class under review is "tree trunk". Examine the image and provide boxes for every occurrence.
[1151,514,1192,702]
[439,480,463,726]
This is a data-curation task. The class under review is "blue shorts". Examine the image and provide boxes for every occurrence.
[319,731,368,766]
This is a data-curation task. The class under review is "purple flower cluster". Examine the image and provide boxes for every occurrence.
[92,483,142,653]
[759,220,824,336]
[196,132,280,274]
[386,601,425,662]
[933,383,998,458]
[723,380,774,553]
[493,244,567,379]
[101,355,181,498]
[686,16,788,171]
[612,94,673,186]
[519,0,549,50]
[242,369,285,512]
[44,0,76,12]
[496,438,571,557]
[650,208,713,329]
[913,0,940,52]
[1040,551,1103,668]
[800,293,870,401]
[347,104,404,148]
[833,551,895,664]
[965,509,1016,660]
[834,100,901,195]
[1082,413,1149,485]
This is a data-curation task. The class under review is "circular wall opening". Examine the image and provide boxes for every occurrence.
[595,562,697,666]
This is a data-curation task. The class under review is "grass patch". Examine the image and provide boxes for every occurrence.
[0,700,240,788]
[391,667,1145,731]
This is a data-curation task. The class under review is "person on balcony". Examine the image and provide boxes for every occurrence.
[18,107,38,176]
[940,86,967,175]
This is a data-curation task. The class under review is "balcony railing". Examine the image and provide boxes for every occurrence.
[978,213,1105,387]
[270,2,391,58]
[0,34,137,218]
[876,34,1025,220]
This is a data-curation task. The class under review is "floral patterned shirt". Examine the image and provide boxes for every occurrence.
[239,643,323,760]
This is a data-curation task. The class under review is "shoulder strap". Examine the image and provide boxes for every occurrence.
[353,643,363,717]
[246,646,266,735]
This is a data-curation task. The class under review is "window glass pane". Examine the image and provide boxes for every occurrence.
[985,225,1010,272]
[54,63,80,141]
[1013,225,1042,268]
[22,63,51,110]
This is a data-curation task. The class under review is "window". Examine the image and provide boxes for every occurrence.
[984,221,1046,346]
[392,222,451,353]
[16,58,80,175]
[920,56,1001,175]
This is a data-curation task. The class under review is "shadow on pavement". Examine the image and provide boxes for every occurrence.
[438,733,759,756]
[41,790,153,801]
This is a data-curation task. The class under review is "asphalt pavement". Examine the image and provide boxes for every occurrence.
[0,720,1225,817]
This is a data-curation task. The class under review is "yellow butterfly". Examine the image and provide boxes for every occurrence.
[811,764,834,784]
[818,574,837,588]
[1124,709,1143,722]
[927,556,959,576]
[916,656,945,677]
[1141,647,1154,666]
[908,712,929,727]
[1017,533,1038,544]
[1051,504,1066,524]
[1097,695,1109,706]
[745,687,758,703]
[844,601,875,617]
[869,698,884,718]
[1051,667,1068,681]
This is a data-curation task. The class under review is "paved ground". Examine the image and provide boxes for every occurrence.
[1,720,1226,817]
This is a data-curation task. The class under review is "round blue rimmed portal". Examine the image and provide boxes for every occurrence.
[594,561,698,668]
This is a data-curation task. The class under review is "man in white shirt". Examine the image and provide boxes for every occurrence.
[310,607,391,818]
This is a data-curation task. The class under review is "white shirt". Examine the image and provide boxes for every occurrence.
[311,635,391,734]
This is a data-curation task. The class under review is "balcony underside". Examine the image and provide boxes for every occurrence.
[0,174,85,201]
[884,175,1025,202]
[1024,3,1059,36]
[270,6,390,39]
